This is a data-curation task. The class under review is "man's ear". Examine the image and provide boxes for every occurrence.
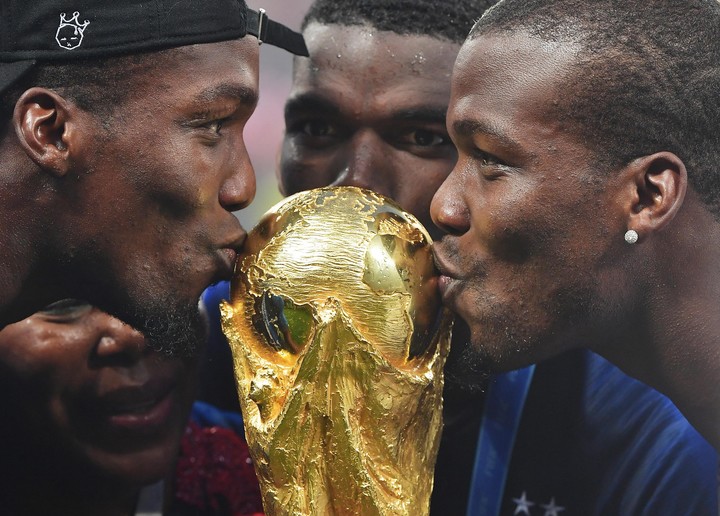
[13,87,76,177]
[622,152,688,237]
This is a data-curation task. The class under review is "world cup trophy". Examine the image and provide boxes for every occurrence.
[221,186,452,515]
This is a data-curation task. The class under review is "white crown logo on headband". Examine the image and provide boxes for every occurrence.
[56,11,90,50]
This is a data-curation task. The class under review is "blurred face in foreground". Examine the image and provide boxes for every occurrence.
[0,300,198,500]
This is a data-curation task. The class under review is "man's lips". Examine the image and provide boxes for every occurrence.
[432,246,460,302]
[104,391,175,432]
[217,247,238,278]
[216,231,247,278]
[92,374,180,432]
[99,379,172,412]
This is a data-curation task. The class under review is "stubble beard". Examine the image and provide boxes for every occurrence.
[454,279,596,379]
[442,319,491,393]
[127,296,208,358]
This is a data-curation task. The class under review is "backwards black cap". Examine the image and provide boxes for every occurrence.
[0,0,308,95]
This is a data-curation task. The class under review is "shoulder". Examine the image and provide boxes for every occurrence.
[503,350,718,515]
[580,351,717,512]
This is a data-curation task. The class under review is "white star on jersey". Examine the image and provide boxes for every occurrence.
[541,497,565,516]
[512,491,535,515]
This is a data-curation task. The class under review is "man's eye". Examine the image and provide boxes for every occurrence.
[397,129,450,148]
[205,118,229,135]
[409,129,448,147]
[300,119,336,138]
[471,149,512,180]
[39,299,93,319]
[475,149,501,167]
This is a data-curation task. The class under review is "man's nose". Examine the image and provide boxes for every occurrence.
[219,138,257,212]
[94,314,146,364]
[430,164,470,236]
[333,130,393,198]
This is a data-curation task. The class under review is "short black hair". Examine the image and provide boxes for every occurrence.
[471,0,720,218]
[302,0,496,44]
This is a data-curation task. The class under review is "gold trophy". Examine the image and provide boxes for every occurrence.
[221,186,451,515]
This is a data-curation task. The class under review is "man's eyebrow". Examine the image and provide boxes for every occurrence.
[389,106,448,124]
[453,118,526,155]
[284,93,341,118]
[193,83,258,107]
[284,95,448,125]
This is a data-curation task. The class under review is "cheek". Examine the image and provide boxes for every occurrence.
[280,140,337,194]
[469,182,553,262]
[0,320,96,377]
[484,191,604,276]
[120,137,211,214]
[0,325,64,379]
[0,337,87,435]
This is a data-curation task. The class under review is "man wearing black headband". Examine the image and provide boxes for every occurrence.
[0,0,307,356]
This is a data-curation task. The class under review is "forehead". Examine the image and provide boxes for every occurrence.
[124,37,260,110]
[290,23,460,115]
[450,32,581,147]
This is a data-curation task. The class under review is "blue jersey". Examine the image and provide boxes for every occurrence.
[490,350,718,515]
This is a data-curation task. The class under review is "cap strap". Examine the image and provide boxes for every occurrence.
[246,8,308,57]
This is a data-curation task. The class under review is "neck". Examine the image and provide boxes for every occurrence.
[593,201,720,451]
[0,141,65,327]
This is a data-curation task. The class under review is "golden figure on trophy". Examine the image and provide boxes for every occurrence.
[221,186,451,515]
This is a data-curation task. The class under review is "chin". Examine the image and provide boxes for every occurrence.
[459,338,523,374]
[449,291,589,380]
[125,296,208,358]
[443,320,492,391]
[468,316,586,374]
[103,449,178,487]
[86,421,187,485]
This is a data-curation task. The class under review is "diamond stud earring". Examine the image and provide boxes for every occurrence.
[624,229,639,244]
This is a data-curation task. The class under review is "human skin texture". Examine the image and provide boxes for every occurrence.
[1,38,259,350]
[0,301,197,515]
[431,32,626,371]
[280,23,459,241]
[431,30,720,450]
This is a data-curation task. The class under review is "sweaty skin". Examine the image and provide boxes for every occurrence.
[280,23,459,241]
[431,31,720,450]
